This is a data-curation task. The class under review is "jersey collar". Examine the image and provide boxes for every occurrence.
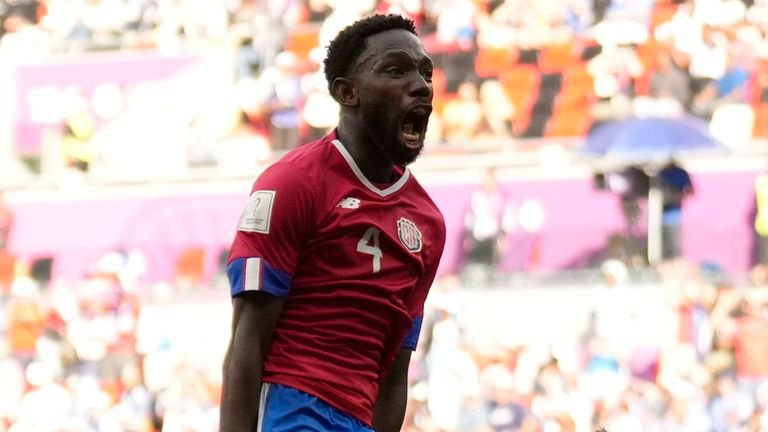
[331,139,410,197]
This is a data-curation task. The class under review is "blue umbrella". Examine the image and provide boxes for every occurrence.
[581,116,726,264]
[581,116,726,162]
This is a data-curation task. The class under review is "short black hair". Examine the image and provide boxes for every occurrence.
[323,14,418,93]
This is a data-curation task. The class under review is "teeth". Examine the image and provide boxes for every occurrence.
[403,132,420,141]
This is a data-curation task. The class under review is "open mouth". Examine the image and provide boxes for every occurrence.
[401,106,430,144]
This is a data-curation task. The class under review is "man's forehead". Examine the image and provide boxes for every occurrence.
[360,29,427,59]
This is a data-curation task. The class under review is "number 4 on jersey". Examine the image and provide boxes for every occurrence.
[357,227,382,273]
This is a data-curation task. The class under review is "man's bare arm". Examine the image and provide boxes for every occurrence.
[372,349,412,432]
[219,292,284,432]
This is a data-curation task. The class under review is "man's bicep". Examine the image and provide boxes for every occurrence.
[230,291,286,350]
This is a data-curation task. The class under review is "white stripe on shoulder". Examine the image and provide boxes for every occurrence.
[331,139,410,197]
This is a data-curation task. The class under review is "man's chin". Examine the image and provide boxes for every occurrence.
[391,142,423,166]
[364,124,424,165]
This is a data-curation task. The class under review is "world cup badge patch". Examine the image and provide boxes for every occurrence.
[397,217,422,252]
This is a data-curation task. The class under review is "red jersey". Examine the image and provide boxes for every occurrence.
[227,132,446,425]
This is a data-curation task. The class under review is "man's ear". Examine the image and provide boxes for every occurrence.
[331,77,359,107]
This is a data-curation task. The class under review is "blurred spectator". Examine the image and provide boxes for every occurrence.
[660,383,712,432]
[754,172,768,266]
[5,275,43,366]
[715,51,752,104]
[478,79,516,142]
[588,43,645,100]
[675,272,715,361]
[424,0,476,91]
[259,50,304,151]
[688,24,731,111]
[486,369,527,431]
[376,0,424,26]
[0,340,24,429]
[0,4,51,62]
[442,80,486,146]
[154,361,219,432]
[708,370,755,432]
[605,166,650,263]
[62,102,96,173]
[99,362,153,432]
[588,259,633,356]
[659,160,694,261]
[300,51,340,141]
[731,293,768,396]
[318,0,375,51]
[0,192,12,251]
[462,168,510,279]
[14,360,73,431]
[692,49,752,121]
[647,49,691,114]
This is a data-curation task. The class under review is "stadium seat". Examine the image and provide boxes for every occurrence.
[0,250,14,293]
[175,247,206,286]
[652,3,678,29]
[475,46,516,78]
[432,67,448,96]
[753,104,768,138]
[538,43,577,72]
[545,106,592,137]
[284,24,321,59]
[559,65,595,107]
[636,40,663,71]
[500,65,540,113]
[561,64,592,87]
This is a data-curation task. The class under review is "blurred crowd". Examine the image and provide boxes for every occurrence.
[4,0,768,431]
[406,261,768,432]
[3,245,768,431]
[4,0,768,180]
[0,250,222,432]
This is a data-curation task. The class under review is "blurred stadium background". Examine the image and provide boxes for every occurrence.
[3,0,768,431]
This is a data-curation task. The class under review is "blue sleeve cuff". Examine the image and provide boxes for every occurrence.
[227,257,292,298]
[402,316,423,350]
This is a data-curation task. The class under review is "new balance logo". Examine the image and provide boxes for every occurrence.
[336,197,361,209]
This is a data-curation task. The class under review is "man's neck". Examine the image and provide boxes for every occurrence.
[336,122,395,184]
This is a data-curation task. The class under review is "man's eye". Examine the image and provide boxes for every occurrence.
[386,67,404,75]
[422,70,433,82]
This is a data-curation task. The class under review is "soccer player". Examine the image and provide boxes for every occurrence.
[219,14,446,432]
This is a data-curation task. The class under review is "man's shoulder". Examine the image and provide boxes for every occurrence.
[258,136,335,180]
[406,175,444,218]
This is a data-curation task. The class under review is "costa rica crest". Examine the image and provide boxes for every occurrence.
[397,217,422,252]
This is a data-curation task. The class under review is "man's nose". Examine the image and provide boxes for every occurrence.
[409,73,432,98]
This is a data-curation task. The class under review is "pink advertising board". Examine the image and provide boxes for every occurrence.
[4,169,762,286]
[12,51,198,155]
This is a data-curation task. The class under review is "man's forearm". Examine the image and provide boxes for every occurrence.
[219,345,264,432]
[372,350,411,432]
[372,379,408,432]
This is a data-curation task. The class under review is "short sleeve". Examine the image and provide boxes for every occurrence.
[227,163,315,299]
